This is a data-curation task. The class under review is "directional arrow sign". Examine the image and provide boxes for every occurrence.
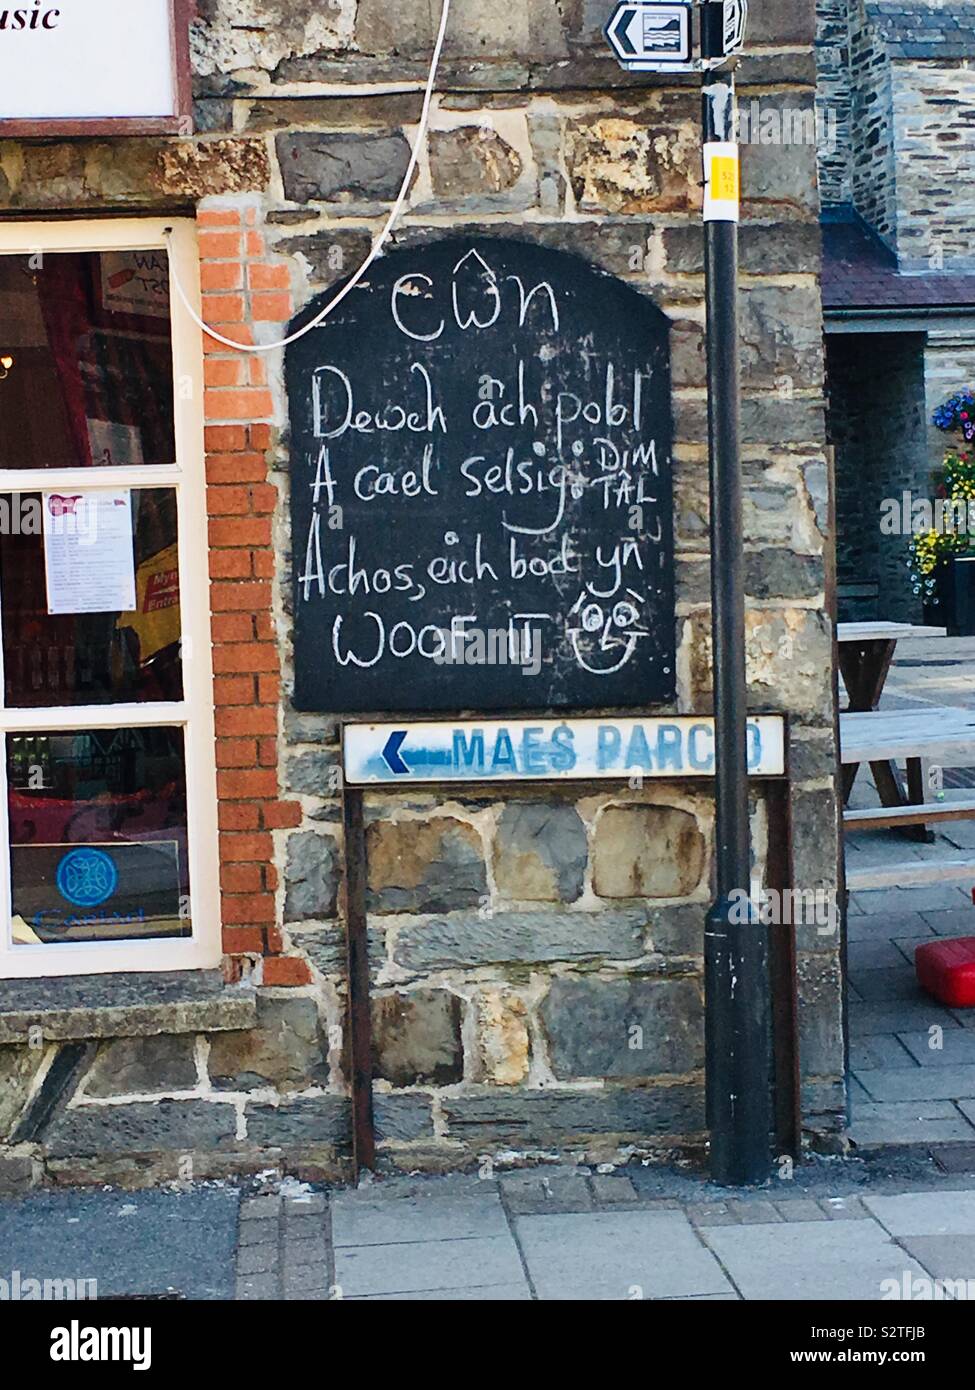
[381,730,411,776]
[605,1,692,69]
[345,717,786,786]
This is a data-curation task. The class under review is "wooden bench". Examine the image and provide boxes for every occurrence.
[840,707,975,890]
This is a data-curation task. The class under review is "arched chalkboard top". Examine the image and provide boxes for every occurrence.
[286,235,676,715]
[286,235,674,346]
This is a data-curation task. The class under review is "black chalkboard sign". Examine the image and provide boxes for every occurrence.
[287,237,675,713]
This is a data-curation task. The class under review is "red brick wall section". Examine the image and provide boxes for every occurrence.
[198,205,310,988]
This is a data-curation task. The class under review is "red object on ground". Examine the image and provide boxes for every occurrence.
[915,937,975,1009]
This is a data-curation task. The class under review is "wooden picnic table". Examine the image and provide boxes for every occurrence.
[837,621,947,821]
[839,706,975,888]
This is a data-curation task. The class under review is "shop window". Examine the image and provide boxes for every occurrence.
[0,220,219,978]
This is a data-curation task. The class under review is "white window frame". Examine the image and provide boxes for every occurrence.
[0,218,220,978]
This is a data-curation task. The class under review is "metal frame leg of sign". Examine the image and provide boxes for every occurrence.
[341,783,376,1181]
[339,720,799,1180]
[702,67,773,1186]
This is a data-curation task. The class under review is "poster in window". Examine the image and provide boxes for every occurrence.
[99,251,171,320]
[43,489,137,615]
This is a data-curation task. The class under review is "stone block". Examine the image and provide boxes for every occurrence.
[245,1094,351,1147]
[393,907,648,971]
[442,1085,706,1147]
[797,952,845,1079]
[682,608,833,720]
[0,1045,47,1142]
[492,802,587,903]
[208,995,328,1092]
[276,131,412,204]
[372,989,464,1087]
[646,904,705,957]
[540,976,704,1079]
[592,805,706,899]
[739,284,824,388]
[0,1155,34,1194]
[565,116,700,215]
[429,126,523,198]
[473,987,530,1085]
[284,830,339,922]
[83,1035,198,1099]
[192,0,354,76]
[285,748,339,796]
[45,1100,238,1157]
[277,230,375,289]
[356,0,568,60]
[374,1093,435,1142]
[366,816,487,913]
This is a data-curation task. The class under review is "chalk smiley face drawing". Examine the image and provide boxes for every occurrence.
[567,585,649,675]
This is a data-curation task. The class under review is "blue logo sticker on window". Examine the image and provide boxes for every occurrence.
[55,847,119,908]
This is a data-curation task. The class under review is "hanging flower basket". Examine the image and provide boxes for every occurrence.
[912,396,975,631]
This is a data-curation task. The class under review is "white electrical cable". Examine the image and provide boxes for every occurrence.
[164,0,451,354]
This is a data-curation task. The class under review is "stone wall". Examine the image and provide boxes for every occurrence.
[848,2,898,245]
[827,332,928,622]
[890,59,975,272]
[816,0,854,206]
[817,2,975,271]
[0,0,843,1187]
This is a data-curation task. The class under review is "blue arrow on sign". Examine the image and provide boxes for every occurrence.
[382,730,410,775]
[610,5,638,55]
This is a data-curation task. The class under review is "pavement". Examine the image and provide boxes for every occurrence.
[844,634,975,1148]
[5,1161,975,1301]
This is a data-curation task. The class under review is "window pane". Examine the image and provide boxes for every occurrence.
[0,488,183,706]
[8,727,190,945]
[0,250,174,470]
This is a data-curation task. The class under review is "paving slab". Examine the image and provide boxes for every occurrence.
[331,1188,508,1247]
[898,1029,975,1065]
[847,912,931,942]
[334,1235,527,1298]
[854,1064,975,1103]
[893,937,936,964]
[700,1220,930,1301]
[820,1197,870,1220]
[932,1143,975,1174]
[864,1190,975,1236]
[589,1175,639,1205]
[515,1209,733,1300]
[849,968,925,1003]
[895,1236,975,1287]
[848,939,914,972]
[849,1034,917,1070]
[847,1100,975,1147]
[849,999,963,1035]
[853,887,972,916]
[942,824,975,851]
[850,893,927,919]
[921,908,975,936]
[349,1282,532,1301]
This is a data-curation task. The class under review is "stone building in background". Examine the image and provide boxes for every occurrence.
[0,0,843,1189]
[817,0,975,621]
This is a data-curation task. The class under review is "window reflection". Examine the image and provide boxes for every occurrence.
[8,727,190,945]
[0,250,175,470]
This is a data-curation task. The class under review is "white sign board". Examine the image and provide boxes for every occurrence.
[605,1,692,71]
[0,0,186,131]
[43,490,137,616]
[343,716,786,785]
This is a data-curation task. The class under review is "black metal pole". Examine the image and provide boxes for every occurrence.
[702,61,772,1185]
